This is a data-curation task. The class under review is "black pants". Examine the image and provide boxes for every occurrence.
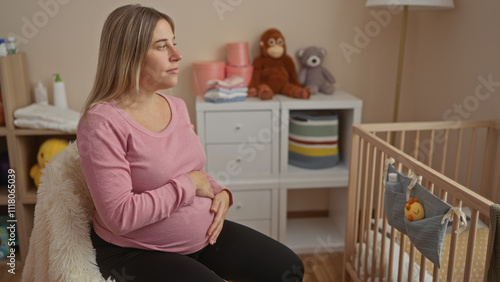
[91,220,304,282]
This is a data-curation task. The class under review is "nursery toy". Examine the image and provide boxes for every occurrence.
[405,198,425,221]
[30,138,68,188]
[297,46,335,94]
[248,28,311,100]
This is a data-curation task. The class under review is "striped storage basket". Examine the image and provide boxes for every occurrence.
[288,110,339,169]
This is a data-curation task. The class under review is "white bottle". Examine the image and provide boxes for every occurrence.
[34,81,49,105]
[386,172,402,192]
[0,39,7,58]
[53,73,68,109]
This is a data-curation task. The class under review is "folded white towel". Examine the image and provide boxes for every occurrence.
[206,76,245,89]
[14,119,78,132]
[13,103,81,132]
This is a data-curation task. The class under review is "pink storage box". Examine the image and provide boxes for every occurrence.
[192,61,226,96]
[226,42,250,67]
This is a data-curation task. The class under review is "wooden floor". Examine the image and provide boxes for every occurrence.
[0,253,343,281]
[300,252,344,282]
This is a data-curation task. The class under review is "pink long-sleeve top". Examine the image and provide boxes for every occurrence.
[77,93,231,255]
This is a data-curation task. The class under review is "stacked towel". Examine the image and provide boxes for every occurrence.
[204,76,248,103]
[13,103,81,132]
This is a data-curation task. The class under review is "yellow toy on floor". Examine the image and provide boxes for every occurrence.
[30,138,69,188]
[405,198,425,221]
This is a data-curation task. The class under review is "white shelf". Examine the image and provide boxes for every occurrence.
[286,217,345,254]
[280,162,349,189]
[276,91,362,110]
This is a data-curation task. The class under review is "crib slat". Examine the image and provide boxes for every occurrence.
[489,132,500,203]
[453,128,463,182]
[360,142,372,280]
[419,255,427,282]
[427,130,435,168]
[446,201,462,281]
[413,130,420,159]
[493,151,500,203]
[440,129,449,174]
[408,244,415,282]
[364,145,377,281]
[465,128,478,188]
[484,214,495,282]
[398,131,406,172]
[480,126,498,201]
[379,132,391,282]
[397,234,406,282]
[433,264,439,281]
[388,227,396,281]
[463,209,480,282]
[440,129,450,202]
[379,218,388,281]
[355,139,367,276]
[372,148,385,281]
[344,133,362,282]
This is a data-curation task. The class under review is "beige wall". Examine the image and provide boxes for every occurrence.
[1,0,498,211]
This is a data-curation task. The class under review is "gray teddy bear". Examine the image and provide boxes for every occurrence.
[297,46,335,94]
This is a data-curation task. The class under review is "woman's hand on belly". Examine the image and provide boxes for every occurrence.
[187,171,215,198]
[207,190,230,245]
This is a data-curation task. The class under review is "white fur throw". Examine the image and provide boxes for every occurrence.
[22,141,114,282]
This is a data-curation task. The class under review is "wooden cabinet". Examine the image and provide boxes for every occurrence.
[196,91,362,253]
[0,53,75,261]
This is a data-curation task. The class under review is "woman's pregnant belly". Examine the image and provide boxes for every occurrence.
[125,196,214,254]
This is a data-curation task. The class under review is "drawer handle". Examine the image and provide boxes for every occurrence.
[235,124,242,130]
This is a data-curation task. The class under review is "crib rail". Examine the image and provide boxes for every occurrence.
[343,120,499,282]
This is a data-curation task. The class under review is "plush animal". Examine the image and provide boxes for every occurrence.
[297,46,335,95]
[30,138,69,188]
[248,28,311,100]
[405,198,425,221]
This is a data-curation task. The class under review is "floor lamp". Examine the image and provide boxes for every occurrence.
[365,0,454,123]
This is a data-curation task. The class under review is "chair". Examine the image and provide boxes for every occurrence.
[22,141,113,282]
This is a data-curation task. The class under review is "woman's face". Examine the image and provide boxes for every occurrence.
[140,19,182,92]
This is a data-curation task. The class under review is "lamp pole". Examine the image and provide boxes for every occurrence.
[393,5,409,123]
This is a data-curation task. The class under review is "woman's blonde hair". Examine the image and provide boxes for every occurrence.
[82,4,174,115]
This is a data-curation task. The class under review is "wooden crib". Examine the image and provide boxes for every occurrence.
[343,120,500,282]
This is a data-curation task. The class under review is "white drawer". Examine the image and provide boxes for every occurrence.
[205,111,272,143]
[226,190,272,220]
[206,143,272,176]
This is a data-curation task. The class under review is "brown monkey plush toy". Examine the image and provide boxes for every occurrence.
[248,28,311,100]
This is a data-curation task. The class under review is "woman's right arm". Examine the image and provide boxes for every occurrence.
[77,112,198,236]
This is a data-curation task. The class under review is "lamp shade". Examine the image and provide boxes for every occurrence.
[366,0,454,10]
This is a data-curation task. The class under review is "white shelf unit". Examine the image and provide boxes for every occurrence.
[195,91,362,252]
[277,91,362,254]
